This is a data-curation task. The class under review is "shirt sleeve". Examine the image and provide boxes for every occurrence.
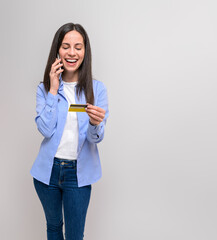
[35,84,59,138]
[86,82,109,143]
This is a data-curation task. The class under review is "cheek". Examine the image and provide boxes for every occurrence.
[79,55,85,65]
[58,49,64,57]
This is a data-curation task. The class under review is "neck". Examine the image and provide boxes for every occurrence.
[62,71,78,82]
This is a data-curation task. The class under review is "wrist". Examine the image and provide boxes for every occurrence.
[49,89,58,95]
[89,120,98,126]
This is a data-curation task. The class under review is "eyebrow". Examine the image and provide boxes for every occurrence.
[62,42,83,46]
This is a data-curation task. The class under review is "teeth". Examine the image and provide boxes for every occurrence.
[66,59,77,63]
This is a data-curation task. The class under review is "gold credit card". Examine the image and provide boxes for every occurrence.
[68,104,87,112]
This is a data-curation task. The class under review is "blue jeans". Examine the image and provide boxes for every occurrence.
[33,157,91,240]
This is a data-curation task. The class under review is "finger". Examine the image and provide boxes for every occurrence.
[50,65,63,75]
[50,68,63,76]
[56,58,62,63]
[89,117,100,125]
[53,63,63,71]
[86,109,105,119]
[51,60,62,71]
[87,104,98,110]
[86,105,106,114]
[87,112,104,122]
[52,58,62,66]
[86,108,105,119]
[55,68,64,75]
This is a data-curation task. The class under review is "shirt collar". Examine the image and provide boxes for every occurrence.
[58,72,78,92]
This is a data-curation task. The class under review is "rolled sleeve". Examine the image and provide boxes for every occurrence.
[88,121,102,137]
[35,85,59,138]
[46,92,59,109]
[86,81,108,143]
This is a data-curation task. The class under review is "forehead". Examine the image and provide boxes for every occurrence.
[62,30,84,44]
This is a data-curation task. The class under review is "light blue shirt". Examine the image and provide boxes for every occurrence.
[30,75,109,187]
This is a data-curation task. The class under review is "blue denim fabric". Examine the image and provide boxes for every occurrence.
[33,157,91,240]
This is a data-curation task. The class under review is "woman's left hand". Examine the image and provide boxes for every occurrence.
[86,103,106,126]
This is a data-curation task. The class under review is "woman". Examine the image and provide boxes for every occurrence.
[30,23,109,240]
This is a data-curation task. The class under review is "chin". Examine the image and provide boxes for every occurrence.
[65,68,79,75]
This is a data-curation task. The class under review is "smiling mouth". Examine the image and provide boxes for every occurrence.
[65,59,78,63]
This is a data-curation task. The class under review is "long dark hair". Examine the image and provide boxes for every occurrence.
[43,23,94,104]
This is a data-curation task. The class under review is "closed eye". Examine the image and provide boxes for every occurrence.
[62,47,81,50]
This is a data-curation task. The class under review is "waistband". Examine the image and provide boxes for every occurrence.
[54,157,77,167]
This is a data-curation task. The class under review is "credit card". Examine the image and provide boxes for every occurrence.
[68,104,87,112]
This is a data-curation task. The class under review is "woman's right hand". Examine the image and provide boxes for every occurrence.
[49,58,64,95]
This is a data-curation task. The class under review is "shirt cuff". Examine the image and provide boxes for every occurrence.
[46,92,59,108]
[88,121,102,135]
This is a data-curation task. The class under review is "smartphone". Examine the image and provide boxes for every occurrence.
[69,104,87,112]
[57,53,62,70]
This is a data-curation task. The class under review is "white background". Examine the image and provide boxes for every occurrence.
[0,0,217,239]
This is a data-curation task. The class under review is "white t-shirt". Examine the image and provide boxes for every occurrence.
[55,81,78,160]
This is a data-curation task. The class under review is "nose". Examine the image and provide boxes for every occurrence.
[68,47,76,56]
